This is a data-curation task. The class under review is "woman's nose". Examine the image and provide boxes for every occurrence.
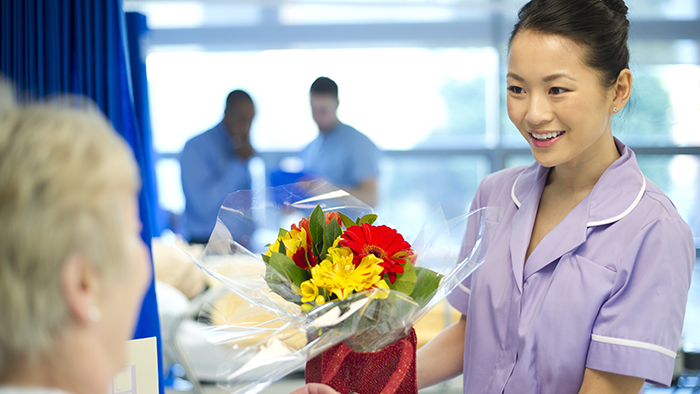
[526,94,553,126]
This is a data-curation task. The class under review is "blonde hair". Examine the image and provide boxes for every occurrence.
[0,89,140,372]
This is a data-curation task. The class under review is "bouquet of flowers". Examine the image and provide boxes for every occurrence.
[182,181,501,394]
[262,203,440,313]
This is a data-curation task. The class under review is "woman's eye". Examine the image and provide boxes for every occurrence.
[550,87,567,94]
[507,86,524,94]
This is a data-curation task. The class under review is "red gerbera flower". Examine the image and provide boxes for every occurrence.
[338,223,412,284]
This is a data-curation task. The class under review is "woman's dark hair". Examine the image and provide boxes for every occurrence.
[509,0,630,88]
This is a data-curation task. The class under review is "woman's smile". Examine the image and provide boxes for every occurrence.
[507,30,619,169]
[529,130,565,146]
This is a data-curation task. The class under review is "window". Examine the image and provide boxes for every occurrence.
[137,0,700,386]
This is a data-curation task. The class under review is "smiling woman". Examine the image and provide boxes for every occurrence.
[506,29,631,174]
[415,1,696,393]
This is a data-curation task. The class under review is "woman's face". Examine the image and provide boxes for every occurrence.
[506,30,617,168]
[98,192,151,375]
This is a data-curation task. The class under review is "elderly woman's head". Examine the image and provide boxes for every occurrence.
[0,88,151,390]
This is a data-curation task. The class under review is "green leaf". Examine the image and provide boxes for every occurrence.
[278,239,286,255]
[324,219,342,258]
[268,252,310,288]
[389,260,417,296]
[264,262,301,304]
[278,228,288,237]
[410,267,443,307]
[309,205,326,259]
[338,212,357,229]
[261,253,270,264]
[359,214,378,225]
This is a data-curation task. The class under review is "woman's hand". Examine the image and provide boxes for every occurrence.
[578,368,644,394]
[290,383,340,394]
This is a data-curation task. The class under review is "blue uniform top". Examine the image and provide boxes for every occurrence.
[180,122,251,243]
[448,138,694,393]
[300,122,380,189]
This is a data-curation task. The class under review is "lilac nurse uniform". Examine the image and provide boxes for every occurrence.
[448,138,695,393]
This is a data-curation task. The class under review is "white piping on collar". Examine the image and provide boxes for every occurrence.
[511,170,526,209]
[587,175,646,227]
[510,166,647,226]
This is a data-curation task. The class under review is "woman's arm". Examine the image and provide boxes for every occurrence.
[578,368,644,394]
[416,315,466,389]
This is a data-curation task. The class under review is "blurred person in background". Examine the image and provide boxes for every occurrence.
[300,77,380,207]
[180,90,256,245]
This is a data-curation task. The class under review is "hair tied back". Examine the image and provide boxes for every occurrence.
[601,0,630,26]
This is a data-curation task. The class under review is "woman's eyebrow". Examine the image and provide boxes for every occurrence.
[543,73,576,82]
[506,73,577,82]
[506,72,524,82]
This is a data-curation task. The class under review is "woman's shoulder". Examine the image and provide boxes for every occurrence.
[635,176,693,235]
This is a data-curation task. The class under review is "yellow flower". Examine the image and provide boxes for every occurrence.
[266,228,308,258]
[353,254,385,291]
[310,247,386,301]
[368,279,390,299]
[327,244,353,266]
[310,259,336,289]
[300,280,319,303]
[300,280,326,310]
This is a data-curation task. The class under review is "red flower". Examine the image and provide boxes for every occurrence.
[291,247,316,270]
[292,217,311,238]
[338,223,412,284]
[287,212,343,270]
[290,218,317,269]
[325,211,342,227]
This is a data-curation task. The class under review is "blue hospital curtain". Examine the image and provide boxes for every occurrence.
[0,1,164,392]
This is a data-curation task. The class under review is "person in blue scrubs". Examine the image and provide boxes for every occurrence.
[300,77,381,207]
[180,90,256,245]
[416,0,695,393]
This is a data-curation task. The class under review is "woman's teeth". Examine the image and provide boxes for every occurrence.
[532,131,564,141]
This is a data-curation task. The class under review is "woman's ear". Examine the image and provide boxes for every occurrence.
[611,69,633,113]
[61,254,101,325]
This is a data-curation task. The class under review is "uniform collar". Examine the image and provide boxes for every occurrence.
[509,138,647,284]
[586,138,646,226]
[511,137,646,228]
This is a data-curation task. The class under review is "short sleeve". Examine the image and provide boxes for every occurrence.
[447,177,489,315]
[347,133,380,185]
[587,215,694,386]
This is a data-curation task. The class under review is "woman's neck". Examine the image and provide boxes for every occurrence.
[2,329,112,394]
[547,135,621,195]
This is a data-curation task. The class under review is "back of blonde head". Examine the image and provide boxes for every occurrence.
[0,82,140,372]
